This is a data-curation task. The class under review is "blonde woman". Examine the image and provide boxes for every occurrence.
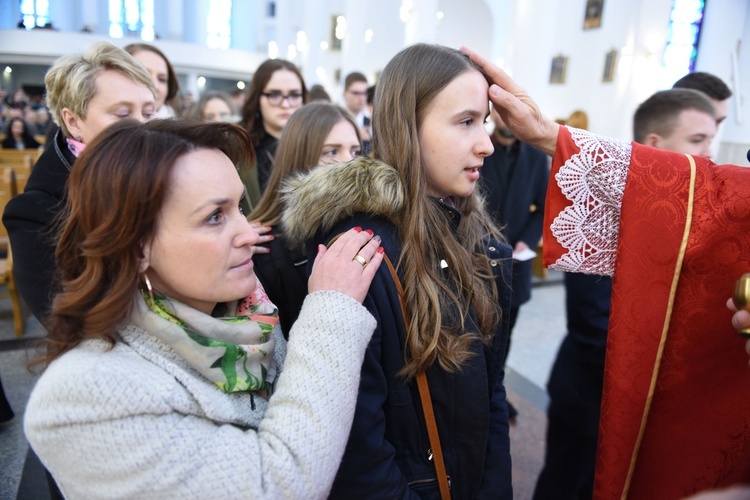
[3,41,155,323]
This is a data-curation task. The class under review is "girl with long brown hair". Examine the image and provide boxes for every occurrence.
[250,102,362,336]
[283,43,513,498]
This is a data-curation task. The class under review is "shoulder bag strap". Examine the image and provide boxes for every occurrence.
[383,254,451,500]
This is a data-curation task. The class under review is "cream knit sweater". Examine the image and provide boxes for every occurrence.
[25,291,376,499]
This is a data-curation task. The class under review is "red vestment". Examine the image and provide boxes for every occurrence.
[544,126,750,499]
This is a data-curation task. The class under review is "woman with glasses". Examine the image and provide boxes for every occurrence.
[241,59,307,199]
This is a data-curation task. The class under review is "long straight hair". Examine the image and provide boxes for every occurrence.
[372,43,503,378]
[250,102,361,227]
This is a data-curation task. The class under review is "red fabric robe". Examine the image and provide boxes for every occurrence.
[544,126,750,499]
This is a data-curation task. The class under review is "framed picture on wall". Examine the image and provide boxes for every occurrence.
[602,49,618,82]
[549,55,568,84]
[330,15,343,51]
[583,0,604,29]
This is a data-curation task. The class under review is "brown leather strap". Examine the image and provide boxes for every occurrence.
[327,233,451,498]
[383,254,451,500]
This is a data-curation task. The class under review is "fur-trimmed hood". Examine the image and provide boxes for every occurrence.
[281,156,405,246]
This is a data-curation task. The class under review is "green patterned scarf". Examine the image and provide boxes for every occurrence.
[140,281,279,393]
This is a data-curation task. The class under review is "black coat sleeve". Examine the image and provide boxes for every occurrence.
[517,146,550,249]
[3,189,61,323]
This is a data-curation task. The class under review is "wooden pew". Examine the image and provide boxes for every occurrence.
[0,147,43,167]
[0,150,37,194]
[0,167,24,335]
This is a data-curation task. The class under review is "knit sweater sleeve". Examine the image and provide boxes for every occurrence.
[24,291,375,500]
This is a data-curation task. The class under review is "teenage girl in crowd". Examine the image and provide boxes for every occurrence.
[240,59,307,199]
[250,102,362,336]
[125,43,181,118]
[187,90,238,123]
[283,43,513,498]
[23,119,384,498]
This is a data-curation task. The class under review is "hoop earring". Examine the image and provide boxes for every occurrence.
[142,273,155,304]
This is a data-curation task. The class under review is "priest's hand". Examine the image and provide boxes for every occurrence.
[461,46,559,156]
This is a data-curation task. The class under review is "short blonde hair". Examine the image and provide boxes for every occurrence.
[45,41,156,137]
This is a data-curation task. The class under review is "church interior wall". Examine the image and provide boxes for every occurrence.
[0,0,747,164]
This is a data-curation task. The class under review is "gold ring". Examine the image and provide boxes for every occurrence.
[353,254,367,268]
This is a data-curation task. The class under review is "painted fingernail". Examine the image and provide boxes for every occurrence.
[377,246,384,254]
[365,229,373,236]
[354,226,362,232]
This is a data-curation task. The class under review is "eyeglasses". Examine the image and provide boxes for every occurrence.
[261,91,304,107]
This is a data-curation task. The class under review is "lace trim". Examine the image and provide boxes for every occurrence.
[549,127,632,275]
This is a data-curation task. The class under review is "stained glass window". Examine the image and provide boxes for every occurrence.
[109,0,155,41]
[19,0,50,29]
[207,0,232,50]
[662,0,706,87]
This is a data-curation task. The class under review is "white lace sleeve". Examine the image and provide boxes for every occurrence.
[549,127,632,275]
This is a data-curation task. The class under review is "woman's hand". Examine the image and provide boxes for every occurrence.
[308,227,384,303]
[250,222,274,255]
[461,46,559,156]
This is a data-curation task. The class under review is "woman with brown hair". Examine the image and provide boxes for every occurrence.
[125,43,181,118]
[1,117,42,149]
[187,90,238,123]
[240,59,307,198]
[283,43,513,498]
[250,102,362,336]
[23,119,384,498]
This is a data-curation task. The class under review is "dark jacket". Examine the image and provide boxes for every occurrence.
[252,230,308,338]
[255,132,278,194]
[283,157,514,499]
[479,140,549,307]
[2,129,74,323]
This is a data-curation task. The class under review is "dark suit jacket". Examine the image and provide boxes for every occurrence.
[479,140,549,306]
